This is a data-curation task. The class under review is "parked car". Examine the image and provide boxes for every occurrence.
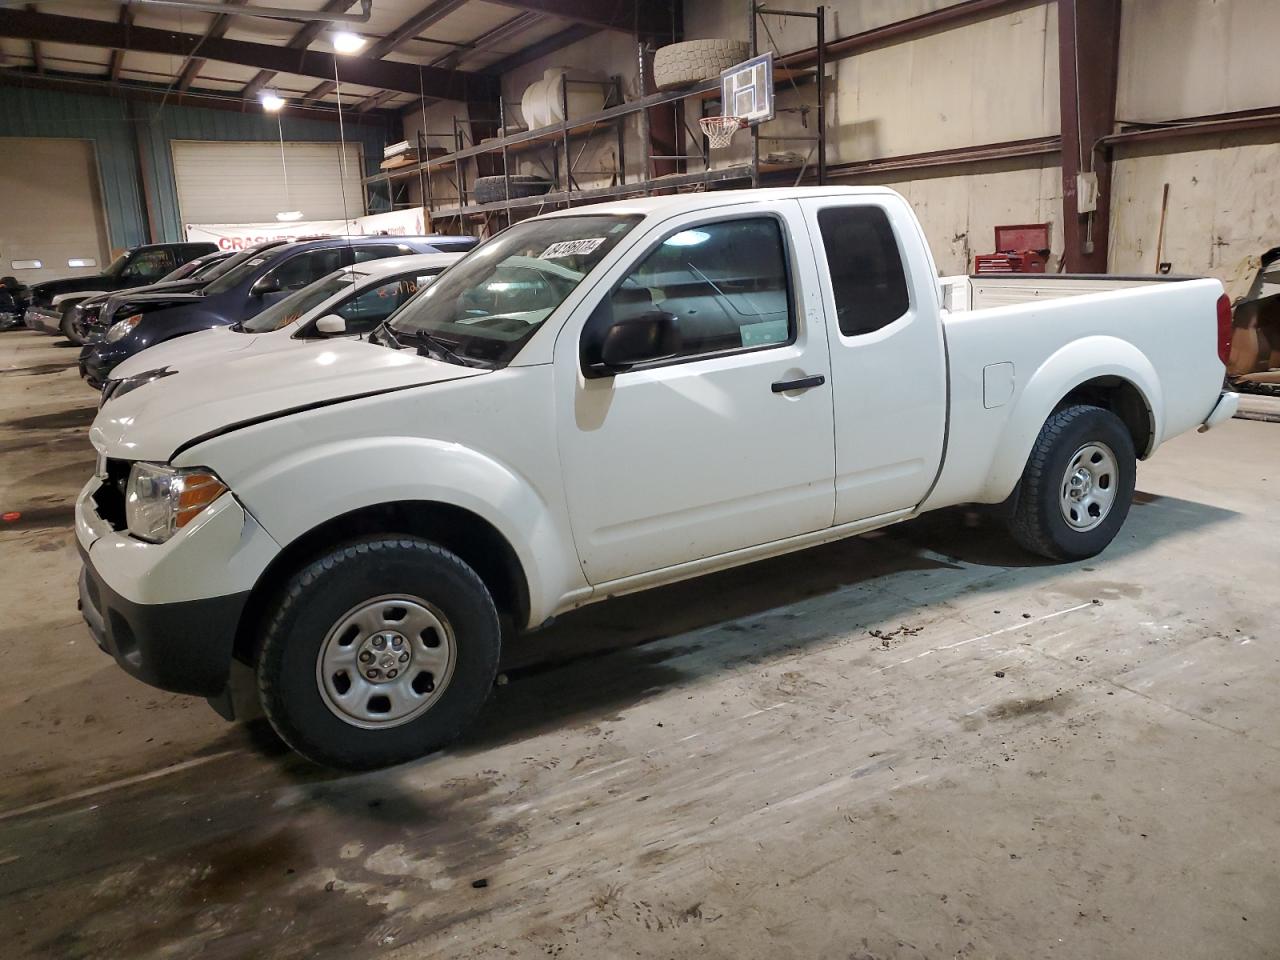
[77,234,477,387]
[69,250,235,345]
[77,187,1237,768]
[24,242,217,338]
[102,252,464,394]
[0,275,31,330]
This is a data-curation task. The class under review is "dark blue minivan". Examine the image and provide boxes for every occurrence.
[79,234,476,387]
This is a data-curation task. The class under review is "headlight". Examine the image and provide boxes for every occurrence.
[106,313,143,342]
[125,463,227,543]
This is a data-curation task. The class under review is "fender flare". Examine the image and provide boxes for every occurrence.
[979,336,1163,502]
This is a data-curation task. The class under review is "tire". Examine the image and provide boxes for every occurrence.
[473,174,554,204]
[60,304,84,346]
[257,537,501,769]
[653,39,751,91]
[1007,404,1137,561]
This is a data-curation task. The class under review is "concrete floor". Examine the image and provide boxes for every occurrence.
[0,327,1277,960]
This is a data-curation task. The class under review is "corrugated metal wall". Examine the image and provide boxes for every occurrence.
[0,86,146,251]
[0,85,394,251]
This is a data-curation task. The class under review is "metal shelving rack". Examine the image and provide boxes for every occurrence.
[362,5,829,232]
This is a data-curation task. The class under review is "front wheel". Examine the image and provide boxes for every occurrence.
[257,537,501,769]
[1007,404,1136,561]
[60,305,85,345]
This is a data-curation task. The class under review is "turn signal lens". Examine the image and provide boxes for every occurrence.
[175,472,227,529]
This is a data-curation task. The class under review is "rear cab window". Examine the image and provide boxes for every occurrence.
[815,206,910,336]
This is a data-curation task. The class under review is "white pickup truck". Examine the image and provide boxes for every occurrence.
[77,187,1238,768]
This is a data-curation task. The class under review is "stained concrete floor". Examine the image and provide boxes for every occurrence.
[0,327,1277,960]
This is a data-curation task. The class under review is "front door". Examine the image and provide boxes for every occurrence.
[797,196,948,523]
[556,203,836,586]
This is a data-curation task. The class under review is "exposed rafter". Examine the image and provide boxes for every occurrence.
[241,0,361,100]
[106,5,130,82]
[0,8,499,99]
[485,0,669,36]
[481,21,597,76]
[300,0,469,104]
[0,66,397,124]
[175,0,247,92]
[24,4,42,74]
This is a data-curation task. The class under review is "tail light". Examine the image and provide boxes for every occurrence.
[1216,294,1233,367]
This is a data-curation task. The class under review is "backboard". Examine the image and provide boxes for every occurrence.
[720,51,774,125]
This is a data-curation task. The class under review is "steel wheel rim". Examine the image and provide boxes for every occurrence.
[1059,441,1118,532]
[315,594,457,729]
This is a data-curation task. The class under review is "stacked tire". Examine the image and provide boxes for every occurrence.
[653,39,751,91]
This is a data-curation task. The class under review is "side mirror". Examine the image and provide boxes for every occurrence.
[251,276,281,297]
[315,314,347,335]
[582,301,681,377]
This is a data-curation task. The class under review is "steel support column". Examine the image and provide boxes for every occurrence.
[1057,0,1121,273]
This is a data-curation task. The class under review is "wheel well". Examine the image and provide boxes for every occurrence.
[1058,376,1153,457]
[233,501,530,665]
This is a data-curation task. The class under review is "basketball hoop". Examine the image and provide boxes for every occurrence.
[700,115,746,149]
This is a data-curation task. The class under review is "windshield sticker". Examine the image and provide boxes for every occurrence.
[539,238,606,260]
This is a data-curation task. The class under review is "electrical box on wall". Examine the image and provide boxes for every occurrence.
[1077,172,1099,213]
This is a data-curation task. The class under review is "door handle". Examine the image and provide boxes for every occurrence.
[771,374,826,394]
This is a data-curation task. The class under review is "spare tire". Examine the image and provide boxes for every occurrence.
[653,39,750,91]
[473,175,555,204]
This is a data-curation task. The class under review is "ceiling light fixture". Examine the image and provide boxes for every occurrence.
[275,211,305,222]
[332,31,367,54]
[260,90,286,112]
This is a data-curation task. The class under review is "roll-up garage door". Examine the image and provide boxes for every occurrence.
[0,138,111,286]
[171,140,365,225]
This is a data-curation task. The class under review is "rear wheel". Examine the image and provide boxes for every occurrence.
[257,537,501,769]
[1007,404,1136,560]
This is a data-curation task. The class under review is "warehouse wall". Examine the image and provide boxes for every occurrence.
[0,84,393,251]
[1109,0,1280,282]
[0,86,147,251]
[681,0,1062,274]
[401,28,649,223]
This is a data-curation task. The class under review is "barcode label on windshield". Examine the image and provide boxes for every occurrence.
[540,238,605,259]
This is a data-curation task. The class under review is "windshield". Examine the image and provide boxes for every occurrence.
[101,253,130,278]
[386,214,639,366]
[241,269,364,332]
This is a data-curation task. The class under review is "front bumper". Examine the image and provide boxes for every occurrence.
[75,475,281,698]
[79,548,247,697]
[1199,390,1239,432]
[26,306,61,334]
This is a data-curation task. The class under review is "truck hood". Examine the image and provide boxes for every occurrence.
[93,278,206,308]
[106,324,256,381]
[110,290,206,311]
[91,337,489,461]
[30,275,110,304]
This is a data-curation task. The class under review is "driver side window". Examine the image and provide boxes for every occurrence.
[609,217,793,362]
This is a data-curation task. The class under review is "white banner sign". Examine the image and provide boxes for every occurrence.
[184,208,430,251]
